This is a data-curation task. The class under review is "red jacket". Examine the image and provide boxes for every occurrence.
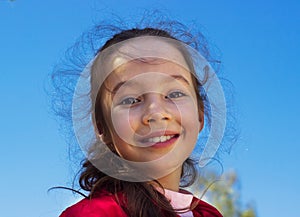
[59,191,222,217]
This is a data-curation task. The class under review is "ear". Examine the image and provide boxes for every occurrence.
[99,133,117,152]
[99,132,112,144]
[198,109,204,133]
[98,134,105,142]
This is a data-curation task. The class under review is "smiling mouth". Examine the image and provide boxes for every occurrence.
[144,135,176,143]
[140,134,180,147]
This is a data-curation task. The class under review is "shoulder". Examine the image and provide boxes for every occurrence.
[192,197,223,217]
[59,192,128,217]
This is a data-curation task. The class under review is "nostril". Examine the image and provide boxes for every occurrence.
[146,114,170,123]
[143,111,172,124]
[147,118,155,123]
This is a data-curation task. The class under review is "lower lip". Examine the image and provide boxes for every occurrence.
[150,135,179,149]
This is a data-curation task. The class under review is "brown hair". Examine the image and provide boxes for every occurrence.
[79,28,206,217]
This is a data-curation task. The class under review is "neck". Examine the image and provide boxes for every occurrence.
[152,165,182,192]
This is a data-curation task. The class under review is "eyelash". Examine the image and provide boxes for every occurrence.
[166,91,186,99]
[119,91,186,106]
[120,97,141,105]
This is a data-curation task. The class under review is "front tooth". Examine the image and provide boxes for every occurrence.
[162,136,170,142]
[147,135,175,143]
[153,137,160,143]
[160,136,166,142]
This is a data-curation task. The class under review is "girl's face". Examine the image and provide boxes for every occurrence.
[100,58,203,164]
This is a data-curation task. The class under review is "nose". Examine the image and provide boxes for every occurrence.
[142,94,172,125]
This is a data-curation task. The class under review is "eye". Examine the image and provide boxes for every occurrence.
[120,97,141,105]
[166,91,186,99]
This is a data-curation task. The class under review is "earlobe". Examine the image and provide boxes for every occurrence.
[98,134,104,142]
[199,119,204,133]
[198,111,204,133]
[99,133,112,144]
[99,133,116,152]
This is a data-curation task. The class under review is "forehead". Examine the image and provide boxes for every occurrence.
[93,36,190,77]
[111,37,189,69]
[104,59,193,90]
[91,36,196,96]
[108,36,192,84]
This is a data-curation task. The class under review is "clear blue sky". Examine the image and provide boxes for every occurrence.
[1,0,299,216]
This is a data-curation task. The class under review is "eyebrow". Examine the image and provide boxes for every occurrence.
[170,75,190,86]
[111,74,191,94]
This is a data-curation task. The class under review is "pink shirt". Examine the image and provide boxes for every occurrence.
[164,189,194,217]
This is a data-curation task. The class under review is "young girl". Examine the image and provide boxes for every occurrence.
[52,16,228,217]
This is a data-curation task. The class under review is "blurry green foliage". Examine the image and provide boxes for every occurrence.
[191,170,257,217]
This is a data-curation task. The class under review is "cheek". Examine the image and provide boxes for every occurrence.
[177,100,201,127]
[178,102,200,155]
[110,108,139,143]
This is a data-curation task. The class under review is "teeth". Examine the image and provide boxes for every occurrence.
[147,135,175,143]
